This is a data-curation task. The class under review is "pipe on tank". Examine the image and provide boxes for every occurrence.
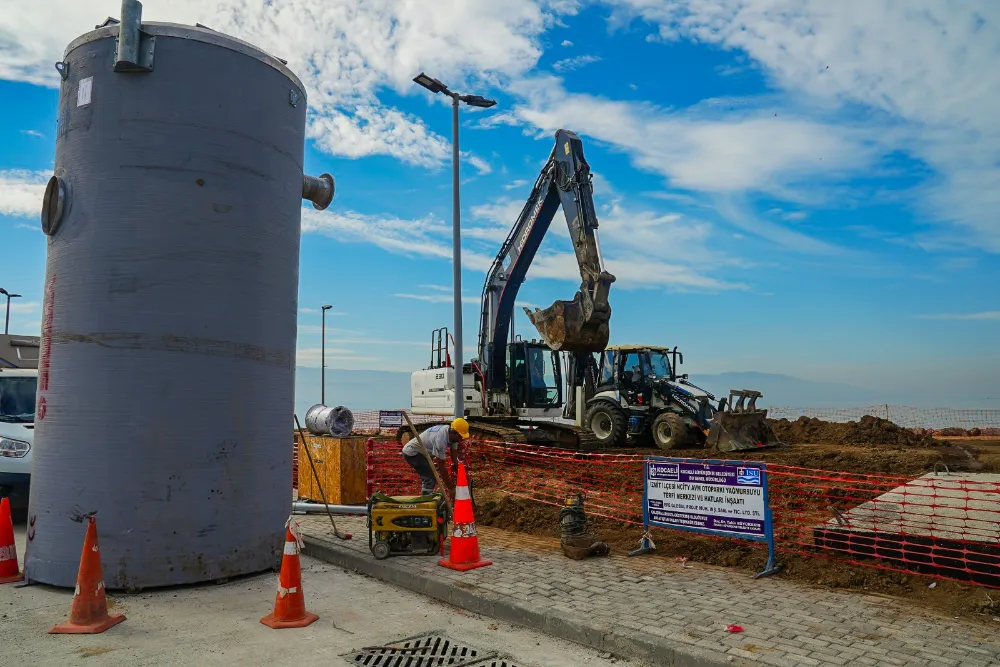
[113,0,153,73]
[302,173,335,210]
[291,502,365,515]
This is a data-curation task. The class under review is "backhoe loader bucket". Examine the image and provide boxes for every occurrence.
[706,390,782,453]
[524,273,615,353]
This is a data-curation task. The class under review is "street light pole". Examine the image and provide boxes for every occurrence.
[450,94,464,420]
[321,304,332,405]
[412,72,497,419]
[0,288,22,335]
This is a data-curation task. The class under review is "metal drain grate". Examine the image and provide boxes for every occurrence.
[345,633,523,667]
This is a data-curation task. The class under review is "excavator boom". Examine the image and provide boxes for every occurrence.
[478,129,615,391]
[523,131,615,352]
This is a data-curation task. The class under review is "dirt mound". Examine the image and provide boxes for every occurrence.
[769,415,936,447]
[475,490,999,621]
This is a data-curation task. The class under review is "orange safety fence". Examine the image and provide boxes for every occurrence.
[362,436,1000,589]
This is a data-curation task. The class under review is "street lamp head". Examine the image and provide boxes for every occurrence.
[413,72,448,95]
[459,94,497,108]
[322,305,332,311]
[0,288,7,296]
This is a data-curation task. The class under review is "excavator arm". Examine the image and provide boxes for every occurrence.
[478,129,616,390]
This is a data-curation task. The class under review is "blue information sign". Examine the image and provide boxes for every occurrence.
[633,456,780,578]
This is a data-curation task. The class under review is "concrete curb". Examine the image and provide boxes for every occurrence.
[303,535,739,667]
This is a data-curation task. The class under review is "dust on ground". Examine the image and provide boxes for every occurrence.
[475,490,1000,623]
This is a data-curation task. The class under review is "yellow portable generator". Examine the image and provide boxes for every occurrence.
[366,492,449,559]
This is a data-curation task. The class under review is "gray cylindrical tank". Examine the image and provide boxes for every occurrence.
[27,8,326,589]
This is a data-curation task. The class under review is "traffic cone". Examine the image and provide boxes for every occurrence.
[49,515,126,634]
[0,497,23,584]
[439,462,492,572]
[260,517,319,629]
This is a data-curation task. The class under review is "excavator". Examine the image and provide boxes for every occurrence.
[406,129,780,452]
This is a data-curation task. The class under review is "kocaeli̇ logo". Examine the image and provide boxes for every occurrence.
[648,462,679,481]
[736,467,761,485]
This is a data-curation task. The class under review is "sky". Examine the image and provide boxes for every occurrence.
[1,0,998,405]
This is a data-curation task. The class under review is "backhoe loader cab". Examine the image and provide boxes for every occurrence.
[584,345,782,452]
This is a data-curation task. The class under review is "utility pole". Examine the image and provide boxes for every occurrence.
[413,72,497,418]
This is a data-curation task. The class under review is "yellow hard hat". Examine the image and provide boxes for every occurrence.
[451,417,471,439]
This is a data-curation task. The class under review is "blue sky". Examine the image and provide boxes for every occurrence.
[1,0,998,403]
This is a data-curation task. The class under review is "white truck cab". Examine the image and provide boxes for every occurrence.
[0,335,39,509]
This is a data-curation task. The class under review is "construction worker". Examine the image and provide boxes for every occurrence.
[401,418,469,496]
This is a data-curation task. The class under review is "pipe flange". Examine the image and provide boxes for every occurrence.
[41,175,67,236]
[302,173,335,211]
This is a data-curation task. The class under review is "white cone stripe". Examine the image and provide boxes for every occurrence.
[455,486,471,501]
[284,541,299,555]
[74,584,80,597]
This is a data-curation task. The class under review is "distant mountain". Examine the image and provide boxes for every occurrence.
[294,367,411,419]
[294,367,889,418]
[688,372,885,408]
[292,367,995,419]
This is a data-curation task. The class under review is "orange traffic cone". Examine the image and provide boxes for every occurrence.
[0,497,23,584]
[260,517,319,629]
[439,462,492,572]
[49,515,126,634]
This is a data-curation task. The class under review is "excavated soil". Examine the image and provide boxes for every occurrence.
[768,415,937,447]
[475,490,1000,622]
[472,417,1000,621]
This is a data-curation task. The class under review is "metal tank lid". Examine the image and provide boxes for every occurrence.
[63,21,307,99]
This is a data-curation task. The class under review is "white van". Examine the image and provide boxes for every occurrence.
[0,366,37,509]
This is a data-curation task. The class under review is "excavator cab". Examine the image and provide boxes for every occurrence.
[508,341,562,410]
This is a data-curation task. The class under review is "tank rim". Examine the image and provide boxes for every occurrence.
[62,21,306,100]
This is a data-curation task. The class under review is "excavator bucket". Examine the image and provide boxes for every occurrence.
[706,390,783,453]
[525,294,609,352]
[525,273,615,353]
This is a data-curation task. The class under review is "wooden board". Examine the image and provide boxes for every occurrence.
[296,435,368,505]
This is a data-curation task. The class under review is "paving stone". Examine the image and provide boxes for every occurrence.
[299,516,1000,667]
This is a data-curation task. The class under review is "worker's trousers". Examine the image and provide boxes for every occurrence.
[402,453,437,495]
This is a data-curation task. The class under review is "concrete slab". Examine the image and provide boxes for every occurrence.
[813,473,1000,585]
[2,521,630,667]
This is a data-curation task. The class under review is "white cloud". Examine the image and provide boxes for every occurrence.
[0,170,47,218]
[915,311,1000,321]
[301,206,495,271]
[20,129,43,138]
[605,0,1000,251]
[7,301,40,314]
[300,308,319,314]
[552,54,601,72]
[560,39,573,47]
[512,76,876,196]
[393,292,480,305]
[0,0,558,168]
[503,179,530,191]
[466,192,747,291]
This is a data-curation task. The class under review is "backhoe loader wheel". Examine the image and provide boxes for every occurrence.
[585,402,627,448]
[652,412,697,450]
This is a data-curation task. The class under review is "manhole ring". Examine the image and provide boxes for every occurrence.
[344,632,523,667]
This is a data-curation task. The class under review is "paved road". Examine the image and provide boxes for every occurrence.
[2,524,632,667]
